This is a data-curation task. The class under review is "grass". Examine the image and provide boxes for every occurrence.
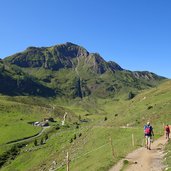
[120,160,130,171]
[0,98,43,145]
[66,127,143,171]
[0,80,171,170]
[0,127,81,171]
[165,141,171,171]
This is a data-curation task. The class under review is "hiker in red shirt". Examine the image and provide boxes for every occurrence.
[165,124,170,141]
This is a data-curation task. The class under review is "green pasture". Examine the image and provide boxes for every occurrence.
[0,80,171,170]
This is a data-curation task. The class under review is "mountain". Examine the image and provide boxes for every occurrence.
[4,42,123,73]
[1,42,166,98]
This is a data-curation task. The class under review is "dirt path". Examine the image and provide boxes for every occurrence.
[109,136,167,171]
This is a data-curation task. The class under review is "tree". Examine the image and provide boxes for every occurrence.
[128,91,135,100]
[34,139,38,146]
[70,138,73,143]
[104,117,107,121]
[40,138,44,145]
[74,134,77,140]
[45,134,48,141]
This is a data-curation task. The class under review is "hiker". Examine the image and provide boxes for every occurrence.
[165,124,170,141]
[144,121,154,150]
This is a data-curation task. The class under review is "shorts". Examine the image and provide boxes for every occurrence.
[145,136,152,143]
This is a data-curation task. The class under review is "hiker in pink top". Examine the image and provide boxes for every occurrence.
[165,124,170,141]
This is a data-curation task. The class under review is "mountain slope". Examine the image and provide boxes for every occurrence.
[2,42,166,98]
[0,61,54,96]
[0,80,171,171]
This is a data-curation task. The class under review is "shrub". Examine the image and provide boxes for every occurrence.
[45,134,48,140]
[40,138,44,145]
[128,92,135,100]
[74,134,77,140]
[147,106,153,110]
[70,138,73,143]
[56,125,60,130]
[34,139,38,146]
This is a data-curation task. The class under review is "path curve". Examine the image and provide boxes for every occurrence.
[7,126,50,145]
[109,136,167,171]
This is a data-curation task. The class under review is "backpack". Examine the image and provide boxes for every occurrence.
[145,126,151,134]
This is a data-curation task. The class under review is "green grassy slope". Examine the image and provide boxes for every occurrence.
[0,80,171,171]
[0,96,76,152]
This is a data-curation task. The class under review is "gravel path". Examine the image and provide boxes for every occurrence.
[109,136,167,171]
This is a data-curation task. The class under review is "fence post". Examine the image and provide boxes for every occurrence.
[110,137,115,159]
[163,123,165,135]
[142,137,144,147]
[66,152,69,171]
[132,134,134,147]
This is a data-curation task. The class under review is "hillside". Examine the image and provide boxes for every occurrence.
[0,61,55,96]
[0,80,171,171]
[0,42,169,170]
[1,42,166,98]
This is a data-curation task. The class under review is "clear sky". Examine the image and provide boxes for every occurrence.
[0,0,171,78]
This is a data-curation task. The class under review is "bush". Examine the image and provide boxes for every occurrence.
[34,139,38,146]
[147,106,153,110]
[40,138,44,145]
[45,134,48,140]
[70,138,73,143]
[128,92,135,100]
[56,125,60,130]
[74,134,77,140]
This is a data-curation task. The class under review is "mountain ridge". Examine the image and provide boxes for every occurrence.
[0,42,166,98]
[4,42,124,74]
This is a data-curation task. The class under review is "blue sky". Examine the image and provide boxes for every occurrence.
[0,0,171,78]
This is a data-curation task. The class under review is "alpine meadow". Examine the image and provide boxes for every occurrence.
[0,42,171,170]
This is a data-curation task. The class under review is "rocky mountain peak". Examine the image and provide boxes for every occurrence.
[4,43,123,73]
[52,42,89,58]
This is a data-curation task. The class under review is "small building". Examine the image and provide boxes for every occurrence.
[34,121,40,126]
[40,121,49,127]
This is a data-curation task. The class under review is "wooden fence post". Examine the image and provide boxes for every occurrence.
[110,137,115,159]
[132,134,134,147]
[66,152,69,171]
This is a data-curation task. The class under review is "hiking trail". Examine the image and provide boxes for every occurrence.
[109,136,167,171]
